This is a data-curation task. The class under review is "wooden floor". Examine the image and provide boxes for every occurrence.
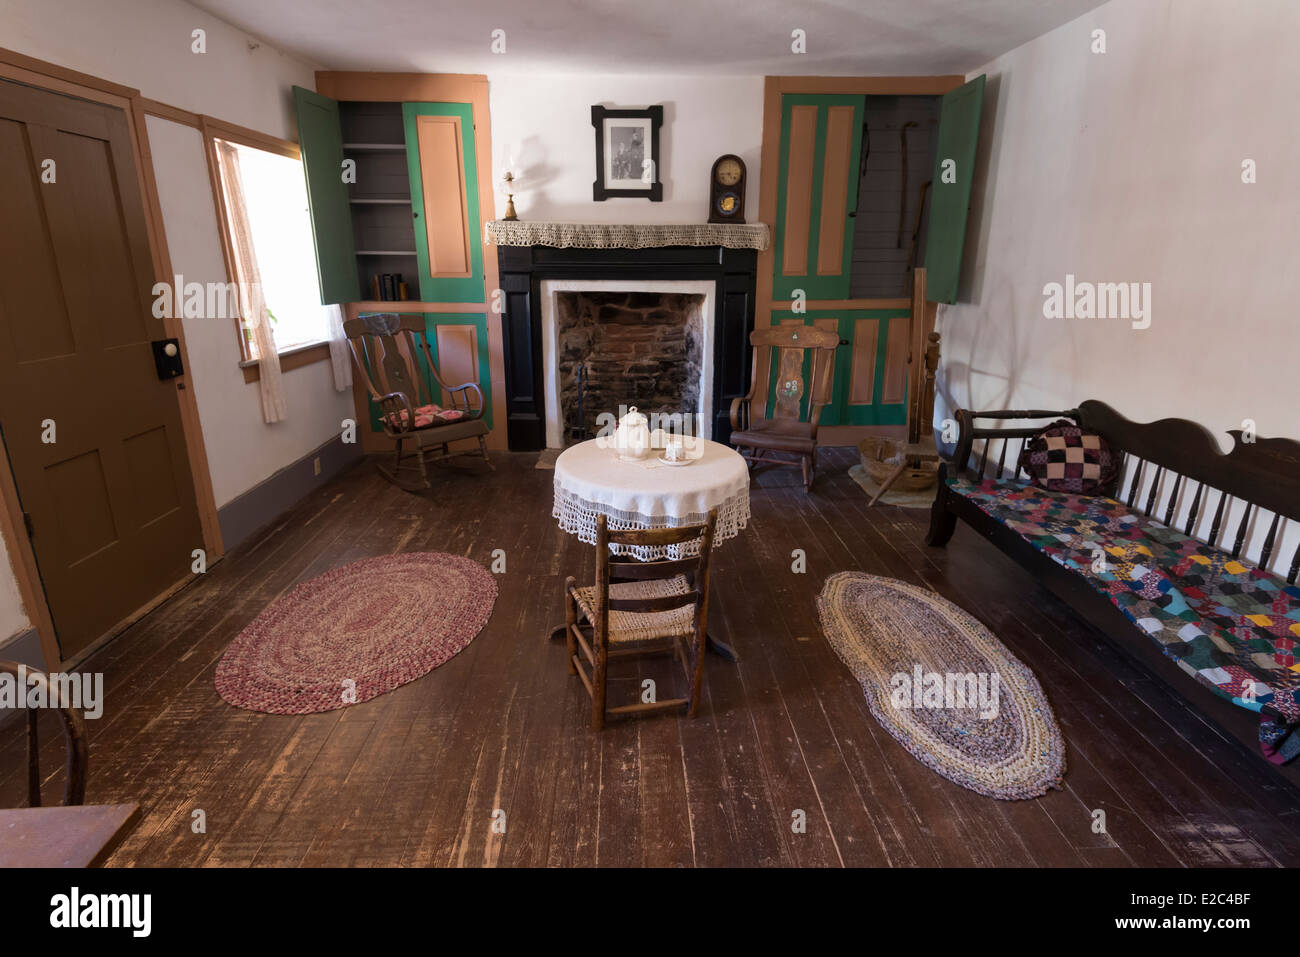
[5,447,1300,867]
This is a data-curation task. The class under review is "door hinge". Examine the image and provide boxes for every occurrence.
[22,511,33,538]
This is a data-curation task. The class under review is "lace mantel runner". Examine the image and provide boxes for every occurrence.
[485,220,770,251]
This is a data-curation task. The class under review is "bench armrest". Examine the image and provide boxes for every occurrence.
[949,407,1079,480]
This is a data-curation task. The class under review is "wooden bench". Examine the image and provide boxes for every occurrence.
[926,399,1300,783]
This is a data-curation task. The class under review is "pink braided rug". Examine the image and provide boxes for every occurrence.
[215,552,497,714]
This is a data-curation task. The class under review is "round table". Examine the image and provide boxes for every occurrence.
[552,438,750,558]
[550,438,750,659]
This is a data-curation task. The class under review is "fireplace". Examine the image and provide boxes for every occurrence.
[545,282,713,447]
[495,239,760,451]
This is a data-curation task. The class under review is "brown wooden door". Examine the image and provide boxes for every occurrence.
[0,79,202,660]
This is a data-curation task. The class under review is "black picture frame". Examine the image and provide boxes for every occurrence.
[591,105,663,201]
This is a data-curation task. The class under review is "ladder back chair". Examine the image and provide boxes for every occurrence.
[562,510,718,731]
[1,661,88,806]
[344,313,493,490]
[729,325,842,491]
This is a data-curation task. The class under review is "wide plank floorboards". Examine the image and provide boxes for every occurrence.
[4,447,1298,867]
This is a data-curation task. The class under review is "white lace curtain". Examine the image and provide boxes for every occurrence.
[217,140,287,423]
[326,303,352,392]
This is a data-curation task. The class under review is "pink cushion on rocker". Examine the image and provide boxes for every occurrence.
[395,404,466,429]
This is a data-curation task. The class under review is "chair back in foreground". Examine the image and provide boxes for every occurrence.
[562,509,718,730]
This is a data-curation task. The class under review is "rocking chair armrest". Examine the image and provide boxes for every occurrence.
[447,381,484,415]
[729,393,752,431]
[808,399,827,437]
[377,390,417,433]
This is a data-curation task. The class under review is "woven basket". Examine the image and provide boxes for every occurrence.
[858,437,940,492]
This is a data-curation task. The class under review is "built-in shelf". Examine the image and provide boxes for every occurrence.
[342,143,406,152]
[349,197,411,205]
[356,250,418,256]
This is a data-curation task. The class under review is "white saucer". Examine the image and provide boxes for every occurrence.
[658,453,692,467]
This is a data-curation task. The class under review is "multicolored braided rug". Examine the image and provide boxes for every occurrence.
[817,572,1065,800]
[216,553,496,714]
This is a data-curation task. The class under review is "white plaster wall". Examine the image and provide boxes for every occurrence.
[936,0,1299,446]
[0,536,27,641]
[488,75,764,224]
[147,116,355,507]
[1,0,313,140]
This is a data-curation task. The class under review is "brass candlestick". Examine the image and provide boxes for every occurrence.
[502,171,519,221]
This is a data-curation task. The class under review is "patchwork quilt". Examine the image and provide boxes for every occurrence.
[949,477,1300,763]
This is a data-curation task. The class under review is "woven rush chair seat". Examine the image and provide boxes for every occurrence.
[572,575,695,643]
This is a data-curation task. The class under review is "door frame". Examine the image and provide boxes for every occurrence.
[0,47,224,669]
[756,75,964,446]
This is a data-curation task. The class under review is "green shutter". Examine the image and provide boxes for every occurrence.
[772,94,865,301]
[923,75,985,304]
[293,86,360,305]
[402,103,484,303]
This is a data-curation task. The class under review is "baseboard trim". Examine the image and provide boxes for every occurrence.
[217,435,363,552]
[0,626,43,669]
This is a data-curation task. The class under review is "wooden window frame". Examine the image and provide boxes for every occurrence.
[198,115,332,381]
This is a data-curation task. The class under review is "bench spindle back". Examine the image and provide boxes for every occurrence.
[950,400,1300,584]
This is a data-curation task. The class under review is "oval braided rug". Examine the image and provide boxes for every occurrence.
[817,572,1065,800]
[215,552,497,714]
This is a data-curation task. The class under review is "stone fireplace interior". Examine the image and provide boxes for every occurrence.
[555,290,707,444]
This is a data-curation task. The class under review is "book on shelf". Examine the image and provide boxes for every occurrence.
[367,272,410,303]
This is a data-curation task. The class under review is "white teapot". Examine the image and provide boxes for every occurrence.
[613,406,652,460]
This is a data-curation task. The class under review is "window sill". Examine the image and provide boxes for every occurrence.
[240,340,332,384]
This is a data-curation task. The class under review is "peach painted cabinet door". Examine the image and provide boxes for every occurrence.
[402,103,484,303]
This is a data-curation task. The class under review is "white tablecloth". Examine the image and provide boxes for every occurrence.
[552,439,750,559]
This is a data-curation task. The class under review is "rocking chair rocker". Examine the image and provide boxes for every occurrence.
[344,313,493,490]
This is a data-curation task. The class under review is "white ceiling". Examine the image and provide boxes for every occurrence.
[188,0,1109,75]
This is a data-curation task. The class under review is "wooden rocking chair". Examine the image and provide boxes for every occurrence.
[1,661,88,806]
[729,325,841,491]
[344,313,493,490]
[562,511,717,731]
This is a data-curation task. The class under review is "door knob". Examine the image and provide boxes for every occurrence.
[151,338,184,379]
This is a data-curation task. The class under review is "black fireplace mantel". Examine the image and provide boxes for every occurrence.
[496,243,758,451]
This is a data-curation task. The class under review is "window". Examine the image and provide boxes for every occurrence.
[212,136,332,361]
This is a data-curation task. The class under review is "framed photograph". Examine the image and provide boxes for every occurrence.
[591,105,663,201]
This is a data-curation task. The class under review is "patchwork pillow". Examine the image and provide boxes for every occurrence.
[1017,419,1118,495]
